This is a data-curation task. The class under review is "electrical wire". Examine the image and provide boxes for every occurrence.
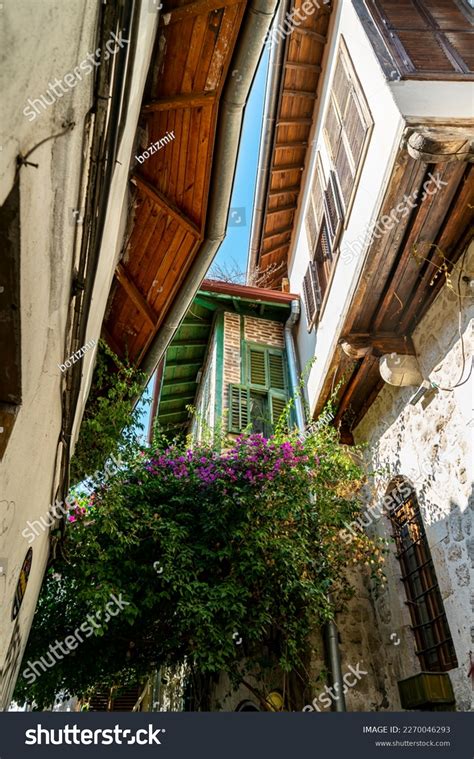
[431,240,473,392]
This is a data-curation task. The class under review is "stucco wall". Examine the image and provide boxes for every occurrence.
[354,245,474,711]
[0,1,157,709]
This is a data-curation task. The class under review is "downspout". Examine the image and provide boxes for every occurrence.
[325,601,346,711]
[140,0,280,378]
[246,0,292,282]
[284,299,346,711]
[284,299,305,430]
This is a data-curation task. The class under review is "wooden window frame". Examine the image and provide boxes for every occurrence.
[389,484,458,672]
[228,344,289,433]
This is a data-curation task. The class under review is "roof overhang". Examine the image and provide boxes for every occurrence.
[102,0,279,371]
[314,124,474,439]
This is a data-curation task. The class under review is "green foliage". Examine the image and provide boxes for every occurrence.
[15,413,384,709]
[70,340,147,485]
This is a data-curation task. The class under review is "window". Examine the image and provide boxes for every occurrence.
[389,484,458,672]
[0,179,22,460]
[324,39,373,212]
[363,0,474,80]
[228,345,288,434]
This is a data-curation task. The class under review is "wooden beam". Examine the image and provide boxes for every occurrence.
[115,263,157,327]
[142,91,216,114]
[164,0,241,24]
[160,393,196,404]
[340,333,416,358]
[293,28,327,43]
[131,174,201,238]
[165,359,203,369]
[268,184,301,197]
[282,88,317,98]
[286,61,322,72]
[261,240,290,257]
[162,379,198,391]
[170,339,208,348]
[272,163,304,174]
[158,410,190,420]
[263,225,293,242]
[276,117,312,126]
[266,203,296,216]
[275,141,308,149]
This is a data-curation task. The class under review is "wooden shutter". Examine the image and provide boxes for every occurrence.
[305,156,325,252]
[366,0,474,78]
[324,171,343,244]
[324,40,372,213]
[228,385,250,432]
[302,261,322,329]
[248,347,267,387]
[269,392,288,425]
[268,351,285,391]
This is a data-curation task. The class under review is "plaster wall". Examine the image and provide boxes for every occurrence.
[0,1,157,708]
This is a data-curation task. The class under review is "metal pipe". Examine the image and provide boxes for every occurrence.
[246,0,291,282]
[284,302,346,711]
[325,596,346,712]
[141,0,280,377]
[284,299,306,430]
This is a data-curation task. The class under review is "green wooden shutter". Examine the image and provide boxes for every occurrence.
[269,391,288,425]
[268,351,285,391]
[228,384,250,432]
[248,347,267,387]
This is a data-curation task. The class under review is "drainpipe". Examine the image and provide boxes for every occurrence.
[246,0,292,282]
[325,597,346,711]
[140,0,280,377]
[284,299,346,711]
[284,299,305,430]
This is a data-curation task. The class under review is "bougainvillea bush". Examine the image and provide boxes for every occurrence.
[15,417,385,709]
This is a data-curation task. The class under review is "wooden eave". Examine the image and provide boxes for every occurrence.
[157,280,296,427]
[256,2,333,289]
[102,0,247,366]
[314,148,474,437]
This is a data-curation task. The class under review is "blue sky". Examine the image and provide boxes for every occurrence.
[210,49,270,277]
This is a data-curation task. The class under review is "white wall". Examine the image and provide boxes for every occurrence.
[0,1,157,708]
[289,0,405,416]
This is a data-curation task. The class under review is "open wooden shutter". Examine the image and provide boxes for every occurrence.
[302,261,322,329]
[269,391,288,425]
[229,384,250,432]
[305,156,325,253]
[366,0,474,78]
[324,42,372,212]
[268,351,286,391]
[324,171,343,244]
[367,0,474,79]
[248,347,267,387]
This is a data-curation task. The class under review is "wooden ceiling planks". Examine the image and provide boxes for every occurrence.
[258,4,332,288]
[102,0,246,366]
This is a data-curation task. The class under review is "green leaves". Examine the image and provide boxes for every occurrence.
[16,418,383,709]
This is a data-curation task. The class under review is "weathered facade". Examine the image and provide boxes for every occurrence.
[249,0,473,711]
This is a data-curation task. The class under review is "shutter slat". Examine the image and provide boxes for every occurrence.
[229,385,249,432]
[270,393,287,425]
[303,268,316,327]
[269,352,285,390]
[324,171,343,243]
[249,349,267,387]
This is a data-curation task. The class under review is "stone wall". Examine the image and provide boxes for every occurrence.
[353,244,474,711]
